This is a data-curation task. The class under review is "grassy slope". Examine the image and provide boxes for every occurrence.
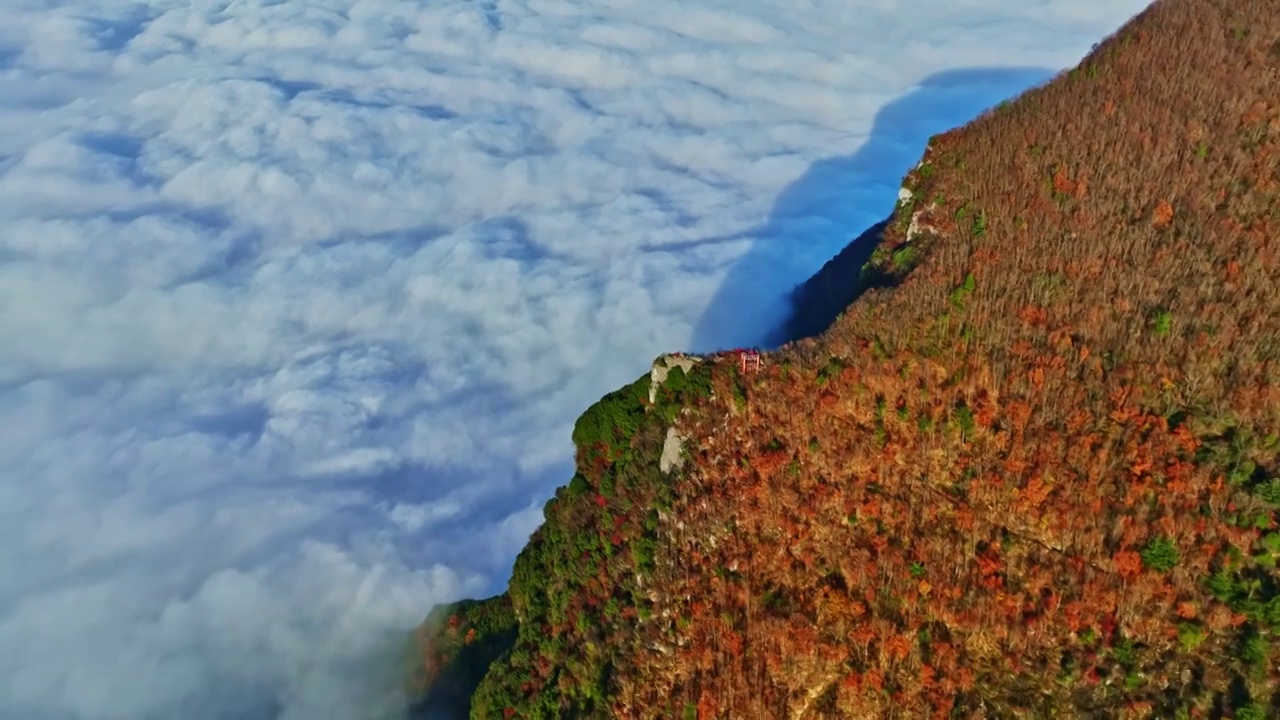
[411,0,1280,717]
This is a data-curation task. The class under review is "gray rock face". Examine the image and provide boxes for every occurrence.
[659,426,685,474]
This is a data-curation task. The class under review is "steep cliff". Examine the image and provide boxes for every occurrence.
[410,0,1280,716]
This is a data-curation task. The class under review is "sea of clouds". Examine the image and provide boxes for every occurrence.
[0,0,1151,717]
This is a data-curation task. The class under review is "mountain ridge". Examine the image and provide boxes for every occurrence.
[409,0,1280,716]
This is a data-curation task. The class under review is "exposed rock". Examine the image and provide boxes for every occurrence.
[659,426,685,474]
[648,353,703,405]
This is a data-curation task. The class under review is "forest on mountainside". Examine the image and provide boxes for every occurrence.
[410,0,1280,717]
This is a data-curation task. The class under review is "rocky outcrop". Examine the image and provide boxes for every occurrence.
[648,353,702,404]
[658,426,686,474]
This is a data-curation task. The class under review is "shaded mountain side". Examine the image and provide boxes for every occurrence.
[408,595,518,718]
[783,218,891,342]
[693,66,1055,351]
[407,0,1280,717]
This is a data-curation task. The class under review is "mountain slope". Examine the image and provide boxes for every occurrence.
[411,0,1280,716]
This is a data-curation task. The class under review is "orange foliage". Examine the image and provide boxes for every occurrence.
[1113,550,1143,578]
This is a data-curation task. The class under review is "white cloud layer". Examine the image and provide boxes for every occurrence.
[0,0,1151,717]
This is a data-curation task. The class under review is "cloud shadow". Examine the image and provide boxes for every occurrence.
[83,6,158,53]
[689,66,1057,352]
